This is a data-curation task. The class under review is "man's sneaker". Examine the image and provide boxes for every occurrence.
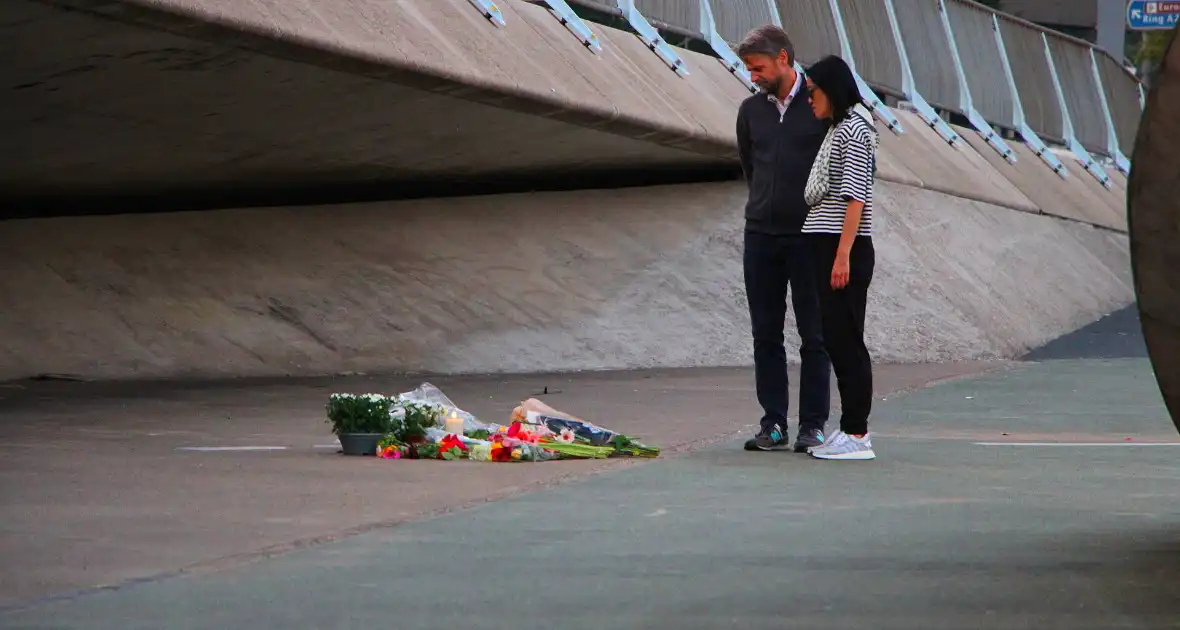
[793,427,826,453]
[744,423,790,451]
[809,430,875,460]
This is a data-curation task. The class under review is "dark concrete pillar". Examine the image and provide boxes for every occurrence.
[1094,0,1126,57]
[1128,27,1180,434]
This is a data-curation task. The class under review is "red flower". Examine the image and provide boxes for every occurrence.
[490,443,512,462]
[439,434,467,456]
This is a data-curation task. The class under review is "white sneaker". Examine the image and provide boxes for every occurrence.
[809,430,875,460]
[804,429,846,454]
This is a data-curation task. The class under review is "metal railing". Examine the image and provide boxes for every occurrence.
[493,0,1144,185]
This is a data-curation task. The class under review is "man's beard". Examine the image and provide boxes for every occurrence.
[756,75,781,95]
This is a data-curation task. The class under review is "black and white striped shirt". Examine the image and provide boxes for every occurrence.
[802,112,877,236]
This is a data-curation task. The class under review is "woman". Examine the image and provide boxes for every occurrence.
[800,55,880,461]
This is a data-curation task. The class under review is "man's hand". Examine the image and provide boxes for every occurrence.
[831,252,851,290]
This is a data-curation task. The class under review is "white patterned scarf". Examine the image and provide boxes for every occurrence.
[804,103,878,208]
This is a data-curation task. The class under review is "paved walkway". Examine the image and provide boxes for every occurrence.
[3,306,1177,628]
[3,351,1178,628]
[0,361,997,607]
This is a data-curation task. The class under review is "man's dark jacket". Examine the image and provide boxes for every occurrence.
[736,84,830,235]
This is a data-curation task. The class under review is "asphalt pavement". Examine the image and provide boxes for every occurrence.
[0,362,993,607]
[2,341,1177,628]
[1021,305,1148,361]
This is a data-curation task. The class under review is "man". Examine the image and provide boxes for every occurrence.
[735,25,831,453]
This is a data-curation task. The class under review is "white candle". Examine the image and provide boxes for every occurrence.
[444,410,464,436]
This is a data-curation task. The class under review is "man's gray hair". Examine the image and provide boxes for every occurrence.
[735,24,795,64]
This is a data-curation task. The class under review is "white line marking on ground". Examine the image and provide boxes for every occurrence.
[175,446,289,452]
[313,444,341,449]
[975,442,1180,447]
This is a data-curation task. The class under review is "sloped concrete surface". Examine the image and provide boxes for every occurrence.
[876,112,1039,213]
[5,0,1131,238]
[866,183,1131,362]
[1128,30,1180,433]
[3,0,744,204]
[1058,155,1131,230]
[0,181,1132,381]
[1,0,1139,385]
[958,132,1127,231]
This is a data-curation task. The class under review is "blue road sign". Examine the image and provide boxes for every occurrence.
[1127,1,1180,30]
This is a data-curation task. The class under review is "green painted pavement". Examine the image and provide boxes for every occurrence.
[3,358,1178,630]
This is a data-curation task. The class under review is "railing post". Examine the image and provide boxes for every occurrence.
[466,0,506,26]
[882,0,962,146]
[826,0,903,133]
[538,0,603,53]
[1042,33,1113,188]
[825,0,853,59]
[1089,48,1131,175]
[765,0,783,27]
[993,14,1067,177]
[937,0,1015,162]
[615,0,689,76]
[699,0,758,93]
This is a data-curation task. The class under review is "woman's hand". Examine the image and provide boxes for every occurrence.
[831,252,851,290]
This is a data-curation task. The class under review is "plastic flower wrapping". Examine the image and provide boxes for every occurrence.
[329,382,660,462]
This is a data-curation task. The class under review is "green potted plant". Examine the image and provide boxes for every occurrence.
[386,401,443,458]
[326,393,394,455]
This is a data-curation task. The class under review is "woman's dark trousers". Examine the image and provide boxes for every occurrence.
[809,233,874,436]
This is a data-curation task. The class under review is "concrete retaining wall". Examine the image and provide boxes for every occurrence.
[0,180,1132,381]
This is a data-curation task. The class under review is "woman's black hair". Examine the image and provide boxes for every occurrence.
[805,55,863,122]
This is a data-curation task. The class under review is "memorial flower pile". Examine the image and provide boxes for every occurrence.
[327,383,661,462]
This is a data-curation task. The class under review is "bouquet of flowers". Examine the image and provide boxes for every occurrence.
[326,384,661,463]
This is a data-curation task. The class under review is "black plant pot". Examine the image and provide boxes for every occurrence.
[338,433,383,456]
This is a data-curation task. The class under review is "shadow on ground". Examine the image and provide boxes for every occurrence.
[1022,305,1147,361]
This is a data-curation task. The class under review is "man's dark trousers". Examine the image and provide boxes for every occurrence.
[744,230,831,434]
